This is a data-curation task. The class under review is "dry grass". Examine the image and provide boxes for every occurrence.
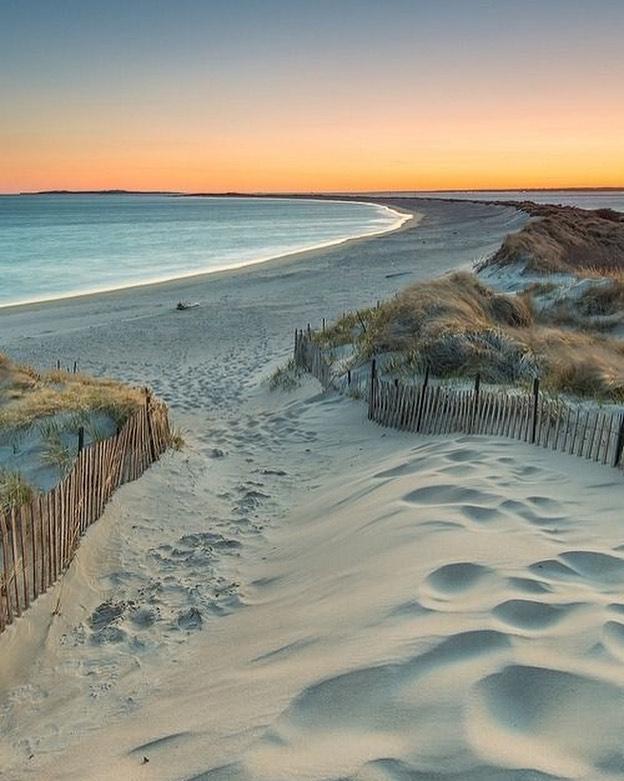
[169,426,185,451]
[482,204,624,275]
[0,354,145,431]
[319,273,532,349]
[0,469,34,514]
[521,328,624,400]
[529,275,624,331]
[321,272,624,401]
[577,278,624,317]
[269,359,303,391]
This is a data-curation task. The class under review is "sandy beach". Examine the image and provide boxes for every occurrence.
[4,198,624,781]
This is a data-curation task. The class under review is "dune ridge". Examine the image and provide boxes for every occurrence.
[480,201,624,275]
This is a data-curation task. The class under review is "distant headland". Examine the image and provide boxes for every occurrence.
[7,187,624,198]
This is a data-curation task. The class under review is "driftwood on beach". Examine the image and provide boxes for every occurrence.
[0,393,171,634]
[294,328,624,471]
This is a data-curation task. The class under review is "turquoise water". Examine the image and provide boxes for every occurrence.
[0,195,404,307]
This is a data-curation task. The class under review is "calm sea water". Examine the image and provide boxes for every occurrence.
[0,195,404,307]
[391,189,624,212]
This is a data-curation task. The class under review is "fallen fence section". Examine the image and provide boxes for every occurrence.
[294,328,624,471]
[0,392,171,634]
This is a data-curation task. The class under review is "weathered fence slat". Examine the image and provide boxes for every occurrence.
[0,399,171,636]
[293,330,624,492]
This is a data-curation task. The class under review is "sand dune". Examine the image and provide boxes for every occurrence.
[482,201,624,275]
[2,199,622,780]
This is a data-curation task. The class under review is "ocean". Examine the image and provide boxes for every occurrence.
[0,195,405,308]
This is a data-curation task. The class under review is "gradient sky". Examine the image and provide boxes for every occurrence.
[2,0,623,193]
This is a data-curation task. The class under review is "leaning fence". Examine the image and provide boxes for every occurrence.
[294,328,624,470]
[0,392,171,634]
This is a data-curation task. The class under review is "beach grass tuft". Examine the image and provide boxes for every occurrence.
[321,271,624,401]
[269,359,303,392]
[0,468,35,514]
[169,426,185,451]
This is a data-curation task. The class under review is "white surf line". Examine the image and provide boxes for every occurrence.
[0,198,413,311]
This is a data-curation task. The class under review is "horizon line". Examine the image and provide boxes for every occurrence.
[3,186,624,197]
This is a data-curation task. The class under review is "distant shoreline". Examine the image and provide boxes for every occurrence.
[3,186,624,197]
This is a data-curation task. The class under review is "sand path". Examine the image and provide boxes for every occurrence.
[5,201,621,779]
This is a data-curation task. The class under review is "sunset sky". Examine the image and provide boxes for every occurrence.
[2,0,623,193]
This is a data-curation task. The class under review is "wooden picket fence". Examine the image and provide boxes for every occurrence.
[0,392,171,634]
[294,328,624,470]
[294,327,332,388]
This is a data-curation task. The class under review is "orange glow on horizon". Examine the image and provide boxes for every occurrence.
[4,99,624,193]
[3,21,624,194]
[4,137,624,194]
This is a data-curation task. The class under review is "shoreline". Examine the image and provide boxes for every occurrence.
[0,198,413,312]
[4,189,620,315]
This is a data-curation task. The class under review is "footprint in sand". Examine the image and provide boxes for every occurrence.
[602,620,624,658]
[499,498,567,529]
[492,599,581,631]
[470,664,624,777]
[528,558,579,582]
[506,576,552,595]
[560,550,624,585]
[425,562,493,595]
[403,484,500,507]
[461,504,500,524]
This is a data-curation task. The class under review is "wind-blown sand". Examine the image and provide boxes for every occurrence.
[3,199,623,781]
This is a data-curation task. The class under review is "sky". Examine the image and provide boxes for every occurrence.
[1,0,623,193]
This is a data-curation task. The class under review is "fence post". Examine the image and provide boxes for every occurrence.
[531,377,540,444]
[322,317,326,333]
[77,426,85,454]
[144,387,157,462]
[471,373,481,433]
[416,367,430,433]
[368,358,377,420]
[613,414,624,467]
[347,369,352,386]
[393,378,400,427]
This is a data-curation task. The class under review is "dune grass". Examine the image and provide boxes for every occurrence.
[526,273,624,333]
[481,204,624,275]
[0,468,34,514]
[577,277,624,317]
[269,359,303,391]
[0,354,145,431]
[318,272,624,402]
